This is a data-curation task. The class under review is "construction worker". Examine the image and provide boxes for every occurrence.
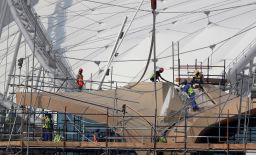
[158,133,167,143]
[93,129,99,143]
[158,136,167,143]
[182,80,199,111]
[53,133,62,142]
[191,69,204,87]
[150,67,169,82]
[42,113,53,141]
[76,68,85,90]
[179,79,187,90]
[53,128,62,142]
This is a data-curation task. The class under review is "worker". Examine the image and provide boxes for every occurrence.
[150,67,169,82]
[53,128,62,142]
[179,79,188,91]
[191,69,204,87]
[158,133,167,143]
[53,133,62,142]
[182,80,199,111]
[42,113,53,141]
[76,68,85,90]
[158,136,167,143]
[93,129,99,143]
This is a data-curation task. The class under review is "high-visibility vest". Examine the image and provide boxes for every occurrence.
[159,136,167,143]
[53,134,61,142]
[93,133,97,143]
[188,86,194,96]
[42,116,50,129]
[76,74,84,87]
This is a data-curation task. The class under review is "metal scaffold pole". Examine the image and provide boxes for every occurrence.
[151,0,157,154]
[172,42,175,83]
[237,71,244,141]
[178,42,180,84]
[183,103,188,155]
[4,32,22,99]
[98,16,127,90]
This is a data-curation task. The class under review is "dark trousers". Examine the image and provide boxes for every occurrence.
[190,93,199,110]
[42,128,53,141]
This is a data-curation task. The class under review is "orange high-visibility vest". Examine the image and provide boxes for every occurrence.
[93,133,97,143]
[76,74,84,88]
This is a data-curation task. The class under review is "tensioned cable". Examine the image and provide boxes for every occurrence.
[139,0,242,32]
[40,10,136,17]
[65,0,231,47]
[63,0,147,69]
[61,22,256,64]
[61,10,241,62]
[81,0,146,12]
[0,33,18,65]
[82,0,254,14]
[4,14,11,97]
[110,0,145,57]
[202,18,256,65]
[82,0,150,12]
[70,19,256,85]
[44,0,121,45]
[190,4,256,24]
[159,2,256,13]
[0,0,244,56]
[150,7,256,61]
[2,0,252,88]
[137,22,256,62]
[50,0,242,55]
[58,0,248,57]
[50,0,220,50]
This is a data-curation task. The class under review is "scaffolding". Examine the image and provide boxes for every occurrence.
[0,71,254,155]
[0,39,254,154]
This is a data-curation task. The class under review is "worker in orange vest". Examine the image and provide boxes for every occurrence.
[93,130,98,143]
[76,68,85,90]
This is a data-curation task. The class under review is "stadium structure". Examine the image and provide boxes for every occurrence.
[1,0,256,154]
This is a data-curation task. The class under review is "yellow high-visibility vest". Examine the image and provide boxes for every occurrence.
[188,86,194,96]
[42,116,50,129]
[159,136,167,143]
[53,134,61,142]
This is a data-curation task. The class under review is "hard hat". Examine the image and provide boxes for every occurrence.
[79,68,83,72]
[159,67,164,73]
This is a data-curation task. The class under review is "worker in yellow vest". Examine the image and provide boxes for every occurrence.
[42,114,53,141]
[158,136,167,143]
[181,80,199,111]
[53,133,62,142]
[150,67,169,82]
[191,69,204,87]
